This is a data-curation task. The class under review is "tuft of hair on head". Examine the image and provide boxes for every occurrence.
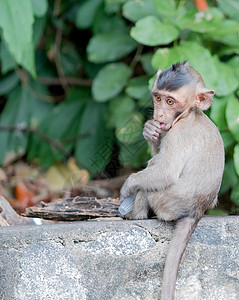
[156,61,204,92]
[157,61,191,92]
[172,60,188,72]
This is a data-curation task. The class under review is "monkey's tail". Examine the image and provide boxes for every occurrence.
[160,216,200,300]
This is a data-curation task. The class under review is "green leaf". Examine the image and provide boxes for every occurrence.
[140,53,156,76]
[213,58,238,96]
[122,0,159,22]
[76,0,103,29]
[210,96,227,131]
[0,0,35,76]
[206,209,228,216]
[148,75,156,91]
[104,0,126,14]
[217,32,239,47]
[125,76,151,100]
[231,181,239,206]
[0,40,16,74]
[60,43,82,76]
[0,73,20,96]
[66,87,91,103]
[218,0,239,22]
[152,47,182,70]
[221,131,235,149]
[219,46,239,56]
[234,143,239,177]
[22,84,54,167]
[105,0,126,3]
[92,63,132,102]
[220,159,238,194]
[31,0,48,17]
[33,16,47,47]
[28,94,86,167]
[226,95,239,142]
[104,2,121,14]
[0,87,32,164]
[204,20,239,43]
[93,13,127,35]
[138,97,153,108]
[177,8,224,33]
[85,62,104,80]
[107,95,135,128]
[119,136,149,167]
[26,81,52,121]
[227,56,239,79]
[152,0,177,17]
[75,100,114,174]
[152,42,218,90]
[116,112,144,145]
[28,87,91,168]
[87,31,137,63]
[130,16,179,46]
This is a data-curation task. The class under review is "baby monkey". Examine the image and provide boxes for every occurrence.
[120,61,225,300]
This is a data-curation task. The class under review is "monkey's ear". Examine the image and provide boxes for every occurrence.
[196,89,214,110]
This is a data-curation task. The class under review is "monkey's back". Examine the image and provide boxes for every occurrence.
[151,108,225,221]
[178,109,224,192]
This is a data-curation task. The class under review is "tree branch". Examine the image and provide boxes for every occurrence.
[130,44,144,70]
[0,124,89,160]
[37,76,92,86]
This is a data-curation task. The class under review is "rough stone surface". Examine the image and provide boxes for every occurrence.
[0,216,239,300]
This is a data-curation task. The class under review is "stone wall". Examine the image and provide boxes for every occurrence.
[0,216,238,300]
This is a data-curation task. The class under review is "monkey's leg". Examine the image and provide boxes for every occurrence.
[127,190,149,220]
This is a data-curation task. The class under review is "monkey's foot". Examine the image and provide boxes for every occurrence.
[131,211,148,220]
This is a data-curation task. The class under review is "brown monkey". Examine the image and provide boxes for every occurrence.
[120,61,225,300]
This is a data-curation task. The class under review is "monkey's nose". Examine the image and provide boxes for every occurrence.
[154,114,163,120]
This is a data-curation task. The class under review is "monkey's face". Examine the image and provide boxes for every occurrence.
[151,86,193,131]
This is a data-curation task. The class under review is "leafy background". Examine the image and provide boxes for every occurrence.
[0,0,238,214]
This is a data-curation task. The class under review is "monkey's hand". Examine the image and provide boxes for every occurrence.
[120,174,138,201]
[143,120,162,153]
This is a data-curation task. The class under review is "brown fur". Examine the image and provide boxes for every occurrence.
[120,62,225,300]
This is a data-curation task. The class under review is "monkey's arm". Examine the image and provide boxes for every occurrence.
[143,120,164,154]
[121,131,190,200]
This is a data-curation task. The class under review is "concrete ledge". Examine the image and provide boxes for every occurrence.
[0,216,239,300]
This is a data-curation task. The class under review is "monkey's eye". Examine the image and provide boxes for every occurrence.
[155,95,161,102]
[166,98,175,105]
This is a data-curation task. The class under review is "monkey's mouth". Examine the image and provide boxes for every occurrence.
[159,122,169,130]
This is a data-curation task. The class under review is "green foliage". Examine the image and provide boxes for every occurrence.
[0,0,239,213]
[31,0,48,18]
[92,63,132,101]
[0,0,35,75]
[130,16,179,46]
[206,208,228,216]
[226,95,239,142]
[122,0,159,22]
[234,144,239,177]
[87,16,137,63]
[76,0,103,29]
